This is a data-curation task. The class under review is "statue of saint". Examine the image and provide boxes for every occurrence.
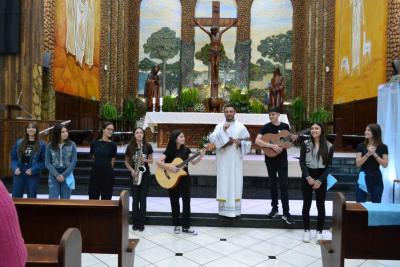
[144,66,160,111]
[194,19,237,86]
[268,67,285,112]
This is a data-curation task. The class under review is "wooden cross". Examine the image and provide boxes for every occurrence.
[195,1,237,31]
[194,1,237,100]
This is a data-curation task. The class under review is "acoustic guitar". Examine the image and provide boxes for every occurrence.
[260,128,309,158]
[156,143,215,189]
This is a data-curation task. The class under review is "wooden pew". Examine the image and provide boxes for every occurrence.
[320,192,400,267]
[27,228,82,267]
[14,191,139,267]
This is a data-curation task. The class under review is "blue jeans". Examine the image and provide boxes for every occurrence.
[48,175,72,199]
[356,171,383,203]
[12,171,40,198]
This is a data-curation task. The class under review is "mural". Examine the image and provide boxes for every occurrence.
[194,0,237,90]
[334,0,388,104]
[53,0,100,100]
[139,0,181,96]
[250,0,293,95]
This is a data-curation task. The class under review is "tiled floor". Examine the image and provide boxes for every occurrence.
[82,225,400,267]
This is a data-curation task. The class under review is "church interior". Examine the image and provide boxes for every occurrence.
[1,0,400,266]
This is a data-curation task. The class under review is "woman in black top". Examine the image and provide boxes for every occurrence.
[124,127,153,231]
[89,122,117,200]
[299,123,333,243]
[156,130,204,235]
[355,123,388,203]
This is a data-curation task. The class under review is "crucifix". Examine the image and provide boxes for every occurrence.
[194,1,238,100]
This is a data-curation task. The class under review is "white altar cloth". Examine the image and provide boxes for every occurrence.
[143,112,290,129]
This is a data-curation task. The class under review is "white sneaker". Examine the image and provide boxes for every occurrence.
[302,230,311,243]
[315,231,323,243]
[174,226,181,234]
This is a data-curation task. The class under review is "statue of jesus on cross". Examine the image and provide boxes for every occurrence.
[193,1,238,100]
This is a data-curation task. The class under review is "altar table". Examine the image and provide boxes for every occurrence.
[143,112,290,148]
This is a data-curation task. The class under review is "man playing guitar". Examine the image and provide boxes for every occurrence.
[255,106,297,224]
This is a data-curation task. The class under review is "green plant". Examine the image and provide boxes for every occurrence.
[100,102,118,120]
[179,88,200,110]
[291,97,305,131]
[309,107,332,124]
[122,98,136,121]
[249,98,265,113]
[229,88,250,113]
[163,95,177,112]
[194,103,205,112]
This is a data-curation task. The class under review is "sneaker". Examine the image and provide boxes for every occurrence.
[138,225,145,232]
[132,225,139,231]
[302,230,311,243]
[173,226,181,234]
[282,213,294,225]
[315,231,323,243]
[267,209,279,219]
[182,227,198,235]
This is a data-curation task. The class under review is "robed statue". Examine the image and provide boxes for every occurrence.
[144,66,160,111]
[268,67,285,112]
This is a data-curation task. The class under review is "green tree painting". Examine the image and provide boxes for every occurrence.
[143,27,180,95]
[257,30,292,74]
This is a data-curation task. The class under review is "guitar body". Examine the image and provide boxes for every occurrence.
[155,157,188,189]
[261,130,292,158]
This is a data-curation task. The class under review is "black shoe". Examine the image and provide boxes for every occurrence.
[132,225,139,231]
[282,213,294,225]
[267,209,279,219]
[138,225,145,232]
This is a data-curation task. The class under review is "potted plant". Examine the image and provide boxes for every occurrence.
[163,95,177,112]
[229,88,250,113]
[249,98,265,113]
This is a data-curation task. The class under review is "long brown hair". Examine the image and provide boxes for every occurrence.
[310,123,330,165]
[18,122,40,158]
[125,127,147,160]
[50,124,71,151]
[364,123,383,146]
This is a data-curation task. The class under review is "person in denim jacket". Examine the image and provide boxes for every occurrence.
[45,125,77,199]
[10,122,46,198]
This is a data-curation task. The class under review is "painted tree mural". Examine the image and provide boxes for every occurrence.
[143,27,180,95]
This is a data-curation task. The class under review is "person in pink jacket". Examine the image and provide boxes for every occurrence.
[0,180,27,266]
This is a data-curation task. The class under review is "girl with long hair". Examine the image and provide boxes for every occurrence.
[88,122,117,200]
[124,127,153,231]
[10,122,46,198]
[355,123,388,203]
[45,124,77,199]
[156,130,204,235]
[300,123,334,243]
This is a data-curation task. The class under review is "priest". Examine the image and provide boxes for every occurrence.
[209,104,251,217]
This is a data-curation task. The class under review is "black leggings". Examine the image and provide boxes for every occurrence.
[168,176,191,229]
[88,166,115,200]
[131,172,151,227]
[302,168,327,231]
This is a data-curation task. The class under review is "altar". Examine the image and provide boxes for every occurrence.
[143,112,290,148]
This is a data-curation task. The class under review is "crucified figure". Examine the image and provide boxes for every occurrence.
[194,18,237,84]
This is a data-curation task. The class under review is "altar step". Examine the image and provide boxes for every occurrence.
[145,212,332,230]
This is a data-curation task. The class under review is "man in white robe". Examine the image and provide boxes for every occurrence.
[209,104,250,217]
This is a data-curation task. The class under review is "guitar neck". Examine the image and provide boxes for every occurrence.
[176,151,201,168]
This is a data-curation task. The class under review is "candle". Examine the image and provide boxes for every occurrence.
[159,97,163,105]
[152,97,156,104]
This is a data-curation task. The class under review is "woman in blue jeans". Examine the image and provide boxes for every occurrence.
[355,123,388,203]
[10,122,46,198]
[45,124,77,199]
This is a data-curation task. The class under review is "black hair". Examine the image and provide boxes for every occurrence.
[310,122,330,165]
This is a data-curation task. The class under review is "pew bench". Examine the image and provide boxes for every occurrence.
[15,191,139,267]
[320,192,400,267]
[26,228,82,267]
